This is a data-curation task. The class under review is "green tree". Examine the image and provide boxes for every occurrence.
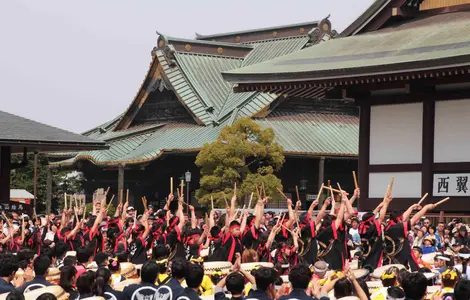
[195,118,285,206]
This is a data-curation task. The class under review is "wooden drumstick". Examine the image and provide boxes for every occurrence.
[248,192,253,210]
[435,197,450,207]
[316,184,324,201]
[211,196,214,211]
[417,193,428,206]
[170,177,173,195]
[295,186,300,202]
[277,188,288,200]
[353,171,359,189]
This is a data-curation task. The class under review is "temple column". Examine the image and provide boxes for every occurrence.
[118,164,125,204]
[318,157,325,203]
[46,168,52,214]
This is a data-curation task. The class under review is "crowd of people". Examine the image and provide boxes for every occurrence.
[0,186,470,300]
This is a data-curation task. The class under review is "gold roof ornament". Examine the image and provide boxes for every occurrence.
[185,44,192,51]
[217,47,224,55]
[272,31,278,38]
[236,36,241,42]
[158,39,165,48]
[299,28,305,34]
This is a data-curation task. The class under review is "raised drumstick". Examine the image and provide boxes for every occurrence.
[435,197,450,207]
[295,186,300,202]
[353,171,359,189]
[277,188,288,200]
[417,193,428,206]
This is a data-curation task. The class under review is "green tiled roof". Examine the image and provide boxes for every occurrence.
[51,123,220,166]
[223,11,470,84]
[174,53,243,114]
[217,36,310,120]
[52,111,358,167]
[255,111,358,156]
[52,20,359,167]
[157,50,215,125]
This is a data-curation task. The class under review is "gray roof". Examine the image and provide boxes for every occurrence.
[0,110,107,153]
[223,11,470,84]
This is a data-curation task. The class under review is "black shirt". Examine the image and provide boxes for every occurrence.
[278,288,320,300]
[0,278,14,294]
[123,282,159,300]
[18,276,54,293]
[176,287,201,300]
[130,237,147,264]
[246,288,273,300]
[103,284,126,300]
[156,278,185,300]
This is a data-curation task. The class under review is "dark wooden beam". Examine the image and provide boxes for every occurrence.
[0,147,11,203]
[422,98,435,196]
[369,164,422,172]
[358,95,371,211]
[434,162,470,172]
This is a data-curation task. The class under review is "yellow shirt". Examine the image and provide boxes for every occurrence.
[200,275,214,296]
[370,287,387,300]
[181,275,213,296]
[155,273,170,285]
[245,282,253,296]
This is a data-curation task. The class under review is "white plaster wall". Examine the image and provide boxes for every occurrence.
[369,172,422,198]
[434,99,470,163]
[370,103,423,165]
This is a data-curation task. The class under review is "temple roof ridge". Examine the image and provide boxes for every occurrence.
[195,20,321,41]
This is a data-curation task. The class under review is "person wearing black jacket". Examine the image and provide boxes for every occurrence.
[246,267,277,300]
[279,264,329,300]
[123,261,159,300]
[156,258,187,300]
[19,256,54,293]
[176,263,204,300]
[94,268,126,300]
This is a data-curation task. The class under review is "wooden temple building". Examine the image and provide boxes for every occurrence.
[49,19,359,211]
[0,110,106,213]
[223,0,470,212]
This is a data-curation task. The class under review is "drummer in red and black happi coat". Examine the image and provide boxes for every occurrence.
[384,200,436,271]
[316,195,348,271]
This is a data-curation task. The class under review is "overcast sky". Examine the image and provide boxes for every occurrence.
[0,0,372,133]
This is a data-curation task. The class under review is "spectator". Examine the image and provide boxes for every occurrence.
[176,263,204,300]
[123,261,160,300]
[59,265,78,300]
[0,256,20,293]
[20,255,54,293]
[402,273,427,300]
[94,267,126,300]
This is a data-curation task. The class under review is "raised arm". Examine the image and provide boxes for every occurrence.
[254,199,265,229]
[334,199,346,230]
[403,203,421,223]
[164,194,174,211]
[411,204,435,227]
[285,198,295,229]
[379,195,392,224]
[177,203,185,232]
[189,205,197,229]
[121,201,129,225]
[139,211,150,240]
[307,199,319,220]
[209,210,215,229]
[349,188,360,205]
[342,192,355,221]
[315,197,331,226]
[373,201,385,214]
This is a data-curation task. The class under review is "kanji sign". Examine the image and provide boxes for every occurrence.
[433,173,470,196]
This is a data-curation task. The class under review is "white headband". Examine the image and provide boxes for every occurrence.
[437,256,451,261]
[314,267,327,273]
